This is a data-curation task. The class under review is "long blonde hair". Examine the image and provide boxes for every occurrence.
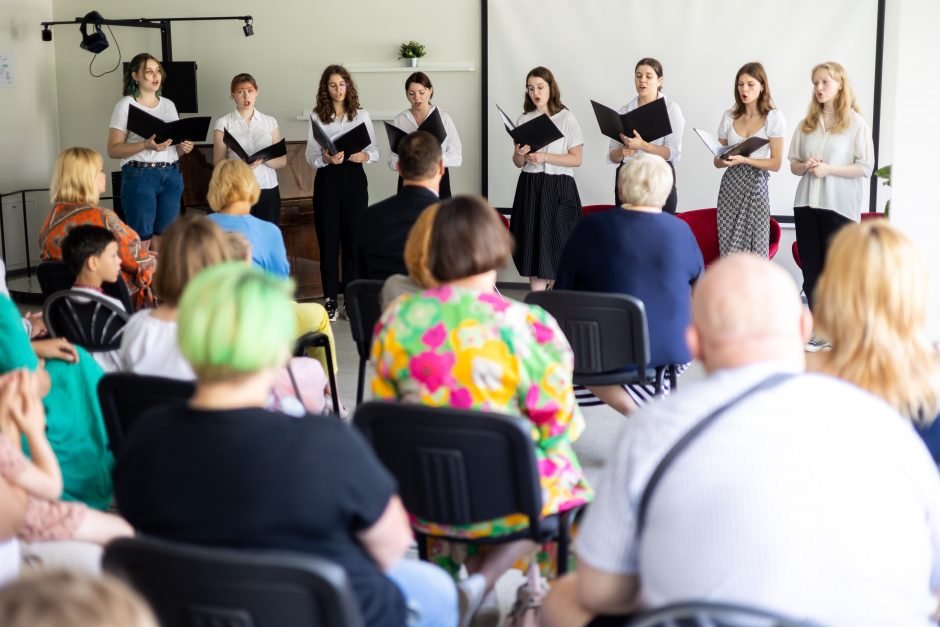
[800,61,860,134]
[50,147,103,205]
[814,221,940,423]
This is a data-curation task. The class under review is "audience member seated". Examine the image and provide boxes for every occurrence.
[555,154,703,415]
[39,147,156,309]
[358,131,443,280]
[380,202,441,310]
[812,220,940,463]
[371,195,593,620]
[0,370,131,545]
[113,262,457,626]
[0,570,159,627]
[0,476,25,585]
[541,255,940,627]
[0,288,113,511]
[0,258,46,340]
[206,159,290,279]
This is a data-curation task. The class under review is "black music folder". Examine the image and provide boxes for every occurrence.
[590,98,672,144]
[127,106,211,144]
[310,117,372,155]
[693,128,769,159]
[385,107,448,153]
[222,129,287,163]
[495,105,564,153]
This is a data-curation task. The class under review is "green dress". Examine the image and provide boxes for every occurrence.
[0,294,113,509]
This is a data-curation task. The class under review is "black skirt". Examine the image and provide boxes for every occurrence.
[510,171,582,280]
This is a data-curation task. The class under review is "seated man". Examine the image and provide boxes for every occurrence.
[357,131,443,280]
[542,254,940,627]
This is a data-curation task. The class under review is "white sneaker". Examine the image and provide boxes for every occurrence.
[805,335,832,352]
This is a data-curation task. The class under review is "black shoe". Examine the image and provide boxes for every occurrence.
[325,298,338,321]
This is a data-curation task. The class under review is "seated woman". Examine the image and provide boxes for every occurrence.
[39,147,156,309]
[812,220,940,462]
[379,202,441,310]
[371,195,593,617]
[114,262,457,627]
[554,154,704,415]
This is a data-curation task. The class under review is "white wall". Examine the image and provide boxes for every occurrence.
[0,0,59,269]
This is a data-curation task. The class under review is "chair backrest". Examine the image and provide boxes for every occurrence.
[675,208,720,265]
[97,373,195,457]
[627,601,824,627]
[581,204,617,218]
[345,280,384,359]
[43,289,129,352]
[103,536,363,627]
[354,401,544,538]
[791,240,802,268]
[36,260,133,311]
[768,217,781,259]
[525,290,651,377]
[110,171,125,221]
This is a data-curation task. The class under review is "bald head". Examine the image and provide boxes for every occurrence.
[688,254,810,372]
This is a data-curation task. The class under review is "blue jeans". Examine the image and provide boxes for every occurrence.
[387,559,458,627]
[120,164,184,240]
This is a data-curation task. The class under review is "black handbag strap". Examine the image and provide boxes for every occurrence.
[636,372,797,537]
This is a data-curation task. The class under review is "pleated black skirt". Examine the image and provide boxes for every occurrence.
[510,171,582,280]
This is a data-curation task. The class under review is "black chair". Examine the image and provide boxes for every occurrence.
[110,171,125,222]
[625,601,825,627]
[525,290,678,400]
[354,401,583,576]
[37,260,133,312]
[344,279,384,405]
[103,536,363,627]
[43,289,129,353]
[97,373,195,457]
[293,331,340,415]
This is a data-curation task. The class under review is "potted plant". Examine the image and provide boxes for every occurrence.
[399,40,427,67]
[874,164,891,217]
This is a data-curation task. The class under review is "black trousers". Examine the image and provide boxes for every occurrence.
[615,161,677,214]
[794,205,853,310]
[251,186,281,225]
[397,167,452,199]
[313,162,368,300]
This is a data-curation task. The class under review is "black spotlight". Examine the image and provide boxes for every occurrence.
[243,19,254,37]
[79,11,109,53]
[41,26,52,42]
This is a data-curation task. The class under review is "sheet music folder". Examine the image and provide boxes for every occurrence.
[222,129,287,163]
[693,128,769,159]
[309,117,371,156]
[385,108,448,153]
[127,106,211,144]
[590,98,672,144]
[495,105,563,153]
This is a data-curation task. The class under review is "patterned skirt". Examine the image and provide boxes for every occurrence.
[716,164,770,258]
[510,172,582,280]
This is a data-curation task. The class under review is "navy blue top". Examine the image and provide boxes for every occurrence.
[915,417,940,465]
[554,209,703,366]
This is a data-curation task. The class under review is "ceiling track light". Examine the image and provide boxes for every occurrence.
[243,19,254,37]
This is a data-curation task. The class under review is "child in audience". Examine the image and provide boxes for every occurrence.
[206,159,291,279]
[0,369,132,545]
[61,225,126,312]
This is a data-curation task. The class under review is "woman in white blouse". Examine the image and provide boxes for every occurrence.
[510,66,583,292]
[713,61,786,257]
[789,61,874,317]
[388,72,461,199]
[607,58,685,214]
[305,65,379,320]
[213,73,288,225]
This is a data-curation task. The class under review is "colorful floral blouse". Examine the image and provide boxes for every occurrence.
[39,203,156,309]
[371,285,593,539]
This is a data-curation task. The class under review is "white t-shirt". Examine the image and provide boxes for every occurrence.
[607,93,685,165]
[214,109,280,190]
[517,108,583,177]
[577,362,940,626]
[109,95,180,166]
[305,109,379,169]
[387,106,462,171]
[788,111,875,221]
[117,309,195,380]
[717,108,786,161]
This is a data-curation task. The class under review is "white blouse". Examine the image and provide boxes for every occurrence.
[607,93,685,165]
[717,108,786,161]
[788,111,874,221]
[109,95,180,165]
[387,106,462,171]
[305,109,379,169]
[214,109,280,190]
[117,309,195,380]
[517,108,583,177]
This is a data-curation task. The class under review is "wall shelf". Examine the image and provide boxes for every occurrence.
[342,62,475,73]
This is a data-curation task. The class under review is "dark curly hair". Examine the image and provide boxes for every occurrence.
[314,65,360,124]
